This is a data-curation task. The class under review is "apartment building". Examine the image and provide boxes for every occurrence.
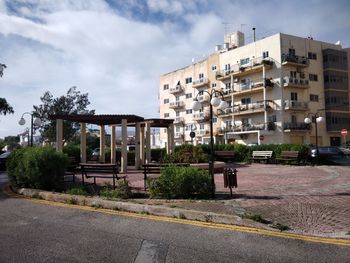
[159,32,350,147]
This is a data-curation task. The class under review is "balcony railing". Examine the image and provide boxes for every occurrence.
[169,84,184,94]
[174,132,184,139]
[232,122,276,132]
[283,122,311,131]
[192,112,209,121]
[281,54,309,67]
[217,108,233,116]
[284,100,309,111]
[283,77,309,88]
[169,101,185,108]
[174,117,185,124]
[198,130,209,135]
[192,78,209,88]
[232,100,276,113]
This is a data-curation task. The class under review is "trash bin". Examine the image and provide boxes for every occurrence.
[223,167,238,197]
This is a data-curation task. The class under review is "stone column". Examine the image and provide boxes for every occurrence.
[99,125,105,163]
[140,125,145,165]
[135,123,141,169]
[111,125,116,164]
[145,122,151,164]
[80,123,87,163]
[121,119,128,173]
[56,119,63,151]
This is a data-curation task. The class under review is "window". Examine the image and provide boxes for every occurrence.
[288,48,296,56]
[290,71,297,78]
[291,115,297,123]
[199,73,204,79]
[185,77,192,84]
[176,127,180,132]
[163,98,169,104]
[185,93,192,99]
[199,124,205,130]
[163,84,169,90]
[213,117,217,123]
[176,111,180,117]
[308,52,317,60]
[211,65,217,71]
[225,120,232,127]
[175,96,180,101]
[224,64,231,71]
[310,94,319,102]
[198,90,204,95]
[240,58,250,65]
[211,83,217,88]
[225,82,231,90]
[241,97,251,105]
[186,109,192,114]
[309,74,318,81]
[263,51,269,58]
[291,92,298,101]
[164,113,170,118]
[268,115,277,122]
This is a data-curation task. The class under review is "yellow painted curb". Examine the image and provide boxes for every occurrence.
[3,185,350,247]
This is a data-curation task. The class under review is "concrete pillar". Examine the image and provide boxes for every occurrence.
[80,123,87,163]
[140,125,145,165]
[169,123,175,153]
[99,125,105,163]
[56,119,63,151]
[111,125,116,164]
[135,123,141,169]
[263,65,268,130]
[121,119,128,173]
[145,122,151,164]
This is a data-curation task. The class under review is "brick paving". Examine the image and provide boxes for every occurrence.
[77,164,350,237]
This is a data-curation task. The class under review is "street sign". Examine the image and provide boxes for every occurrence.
[259,135,264,141]
[190,131,196,138]
[341,129,348,135]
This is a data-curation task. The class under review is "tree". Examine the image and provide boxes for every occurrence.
[0,63,14,115]
[33,86,95,142]
[0,97,14,115]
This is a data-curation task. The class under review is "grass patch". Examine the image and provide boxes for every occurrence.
[243,213,271,224]
[272,223,291,232]
[31,194,42,199]
[178,213,186,219]
[66,197,78,205]
[66,186,88,196]
[169,205,177,208]
[100,181,132,200]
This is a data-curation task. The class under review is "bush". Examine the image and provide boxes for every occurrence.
[7,147,67,191]
[100,180,132,199]
[164,145,207,164]
[148,165,213,199]
[63,143,80,162]
[66,186,89,196]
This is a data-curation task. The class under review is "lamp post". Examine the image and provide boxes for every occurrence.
[192,89,228,197]
[19,112,41,147]
[304,113,324,165]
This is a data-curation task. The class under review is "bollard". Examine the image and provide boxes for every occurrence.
[223,167,238,197]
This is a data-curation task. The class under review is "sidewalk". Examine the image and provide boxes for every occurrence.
[123,163,350,238]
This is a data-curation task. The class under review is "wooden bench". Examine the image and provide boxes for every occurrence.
[276,151,299,164]
[80,163,126,189]
[214,151,235,163]
[143,163,189,190]
[249,151,273,163]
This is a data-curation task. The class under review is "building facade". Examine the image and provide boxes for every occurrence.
[159,32,350,147]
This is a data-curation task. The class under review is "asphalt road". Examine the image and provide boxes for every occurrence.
[1,172,350,263]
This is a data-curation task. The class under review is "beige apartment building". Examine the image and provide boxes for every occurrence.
[159,32,350,147]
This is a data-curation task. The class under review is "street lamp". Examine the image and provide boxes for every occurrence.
[304,113,324,165]
[192,89,228,197]
[19,112,42,147]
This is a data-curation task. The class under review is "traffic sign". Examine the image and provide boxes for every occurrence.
[259,135,264,141]
[341,129,348,135]
[190,131,196,138]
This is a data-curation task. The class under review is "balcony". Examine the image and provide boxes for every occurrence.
[192,78,209,88]
[192,112,210,121]
[232,100,276,116]
[283,122,311,132]
[281,54,309,67]
[216,69,232,81]
[217,107,233,117]
[198,130,209,135]
[169,84,184,94]
[284,100,309,111]
[174,117,185,124]
[174,132,184,139]
[283,77,310,89]
[169,101,185,109]
[197,94,209,103]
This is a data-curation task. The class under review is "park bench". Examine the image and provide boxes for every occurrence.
[142,163,189,190]
[249,151,273,163]
[276,151,299,164]
[214,151,235,163]
[80,163,126,189]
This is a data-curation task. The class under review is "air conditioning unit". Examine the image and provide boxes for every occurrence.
[233,78,239,83]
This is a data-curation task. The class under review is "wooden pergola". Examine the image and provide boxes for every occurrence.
[50,114,175,172]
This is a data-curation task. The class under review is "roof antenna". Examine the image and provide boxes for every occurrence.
[252,27,256,42]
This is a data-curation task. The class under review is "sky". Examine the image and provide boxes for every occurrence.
[0,0,349,139]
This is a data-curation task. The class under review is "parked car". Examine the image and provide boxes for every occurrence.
[309,146,350,165]
[0,151,11,171]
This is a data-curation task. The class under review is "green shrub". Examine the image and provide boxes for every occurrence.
[100,180,132,199]
[63,143,80,162]
[148,165,213,199]
[164,145,207,164]
[7,147,67,191]
[66,186,89,196]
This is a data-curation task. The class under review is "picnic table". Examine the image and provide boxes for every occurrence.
[79,163,125,189]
